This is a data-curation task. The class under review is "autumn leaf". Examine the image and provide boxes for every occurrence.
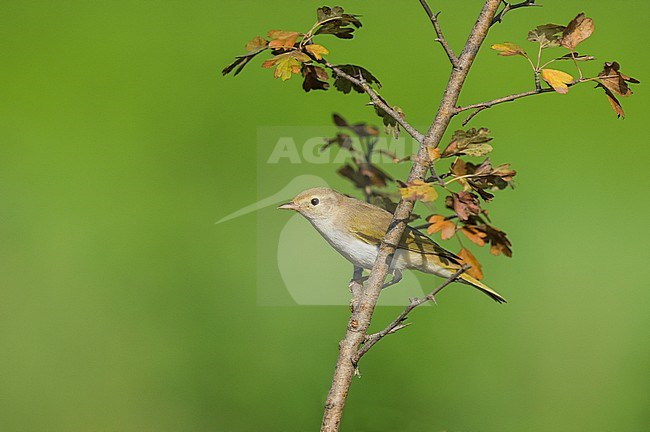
[446,192,481,221]
[527,24,566,48]
[457,247,483,280]
[556,52,595,62]
[427,215,456,240]
[338,162,392,189]
[427,147,440,162]
[262,51,310,81]
[305,44,329,60]
[597,61,639,97]
[541,68,574,94]
[375,104,403,138]
[322,133,353,152]
[399,180,438,202]
[442,128,493,158]
[460,225,487,247]
[301,64,329,91]
[332,64,381,94]
[451,158,516,192]
[315,6,362,39]
[491,42,527,57]
[245,36,268,52]
[560,13,594,51]
[332,113,380,137]
[222,37,269,76]
[267,30,301,50]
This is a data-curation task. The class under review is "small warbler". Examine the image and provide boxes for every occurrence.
[278,187,506,303]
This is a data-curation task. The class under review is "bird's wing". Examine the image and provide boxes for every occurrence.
[346,205,459,265]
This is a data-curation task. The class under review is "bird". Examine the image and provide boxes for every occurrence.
[278,187,506,303]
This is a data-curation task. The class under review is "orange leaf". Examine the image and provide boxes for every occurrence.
[541,68,574,94]
[245,36,268,52]
[460,226,487,247]
[427,215,456,240]
[267,30,301,49]
[457,247,483,280]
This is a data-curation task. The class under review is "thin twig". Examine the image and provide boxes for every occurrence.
[419,0,459,68]
[325,63,425,143]
[455,88,553,125]
[490,0,540,27]
[353,266,470,363]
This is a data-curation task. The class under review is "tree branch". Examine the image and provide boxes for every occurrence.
[325,63,425,143]
[320,2,502,431]
[353,266,469,363]
[419,0,459,68]
[490,0,540,27]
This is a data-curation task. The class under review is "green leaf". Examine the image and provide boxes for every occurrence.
[262,51,310,81]
[527,24,565,48]
[442,128,493,157]
[315,6,362,39]
[332,64,381,94]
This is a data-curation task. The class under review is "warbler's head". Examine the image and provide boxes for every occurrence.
[278,187,342,221]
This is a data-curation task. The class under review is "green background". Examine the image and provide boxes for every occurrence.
[1,1,648,431]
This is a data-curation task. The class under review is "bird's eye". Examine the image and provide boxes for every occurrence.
[311,198,320,206]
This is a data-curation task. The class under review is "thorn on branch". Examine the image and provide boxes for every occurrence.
[419,0,459,67]
[490,0,541,27]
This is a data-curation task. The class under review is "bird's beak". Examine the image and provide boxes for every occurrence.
[277,201,298,211]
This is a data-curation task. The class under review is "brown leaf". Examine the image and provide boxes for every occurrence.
[267,30,301,50]
[358,162,393,187]
[427,215,456,240]
[399,180,438,203]
[460,226,487,247]
[450,158,516,192]
[596,62,639,118]
[301,64,329,92]
[446,192,481,221]
[560,13,594,51]
[322,133,353,152]
[541,69,574,94]
[457,247,483,280]
[245,36,268,52]
[491,42,527,57]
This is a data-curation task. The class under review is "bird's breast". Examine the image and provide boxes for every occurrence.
[308,218,379,269]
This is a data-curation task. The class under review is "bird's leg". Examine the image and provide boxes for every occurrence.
[348,266,366,304]
[381,269,403,289]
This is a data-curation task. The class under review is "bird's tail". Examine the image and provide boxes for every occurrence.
[458,273,507,304]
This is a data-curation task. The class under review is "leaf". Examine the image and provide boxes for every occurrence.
[491,42,527,57]
[245,36,268,52]
[527,24,566,48]
[305,44,329,60]
[541,68,574,94]
[338,162,392,189]
[457,248,483,280]
[441,128,493,158]
[332,113,379,137]
[262,51,310,81]
[427,147,440,162]
[556,52,595,62]
[315,6,362,39]
[427,215,456,240]
[460,226,487,247]
[595,62,639,118]
[560,13,594,51]
[446,192,481,221]
[267,30,301,50]
[369,192,420,221]
[450,158,516,192]
[483,225,512,257]
[222,37,269,76]
[322,133,353,152]
[399,180,438,203]
[332,64,381,94]
[301,64,329,91]
[375,103,403,138]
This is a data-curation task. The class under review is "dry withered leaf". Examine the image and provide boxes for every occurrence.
[446,192,481,221]
[427,215,456,240]
[245,36,268,52]
[223,37,270,76]
[399,180,438,202]
[358,162,393,187]
[322,133,353,152]
[560,13,594,51]
[442,128,493,158]
[301,64,329,91]
[596,62,640,118]
[267,30,301,50]
[451,158,516,191]
[556,52,595,62]
[491,42,527,57]
[460,225,487,247]
[484,225,512,257]
[457,247,483,280]
[315,6,362,39]
[541,68,574,94]
[527,24,565,48]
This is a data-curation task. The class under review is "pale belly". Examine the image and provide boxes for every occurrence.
[310,219,454,278]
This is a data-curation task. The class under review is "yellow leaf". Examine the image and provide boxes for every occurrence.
[261,51,310,81]
[541,68,574,94]
[457,247,483,280]
[399,180,438,203]
[491,42,526,57]
[427,147,440,162]
[305,44,329,60]
[267,30,301,49]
